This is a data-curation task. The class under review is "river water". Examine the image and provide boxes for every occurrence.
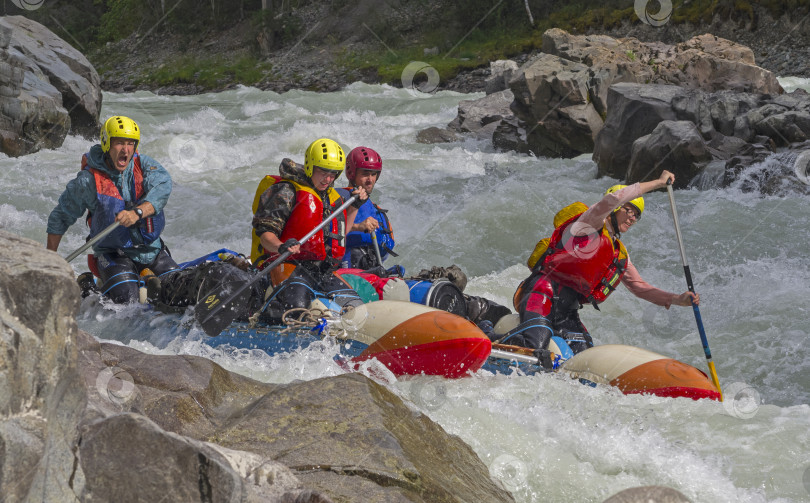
[1,81,809,502]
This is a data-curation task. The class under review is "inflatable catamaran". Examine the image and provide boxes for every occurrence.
[79,249,721,401]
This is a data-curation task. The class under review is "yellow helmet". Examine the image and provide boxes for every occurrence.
[304,138,345,178]
[605,184,645,217]
[100,116,140,153]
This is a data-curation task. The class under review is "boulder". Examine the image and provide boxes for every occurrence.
[492,115,529,154]
[508,53,600,156]
[0,25,68,157]
[540,28,655,118]
[416,126,460,144]
[484,59,519,95]
[626,120,713,188]
[593,81,810,192]
[593,83,685,179]
[0,16,102,157]
[670,34,782,95]
[79,412,305,502]
[448,89,515,140]
[0,230,84,501]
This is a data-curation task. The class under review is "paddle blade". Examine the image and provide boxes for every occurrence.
[194,273,254,337]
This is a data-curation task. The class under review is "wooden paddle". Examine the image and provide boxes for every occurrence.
[194,195,357,337]
[666,182,723,400]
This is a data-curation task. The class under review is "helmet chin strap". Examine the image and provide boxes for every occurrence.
[609,211,621,240]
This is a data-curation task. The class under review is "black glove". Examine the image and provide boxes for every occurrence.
[350,187,367,208]
[533,348,555,370]
[278,238,300,255]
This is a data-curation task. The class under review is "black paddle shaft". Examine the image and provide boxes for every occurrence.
[194,195,357,336]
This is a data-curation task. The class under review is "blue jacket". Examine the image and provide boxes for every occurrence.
[47,144,172,264]
[337,190,396,266]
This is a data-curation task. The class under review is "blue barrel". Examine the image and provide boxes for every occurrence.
[405,279,467,318]
[405,279,434,305]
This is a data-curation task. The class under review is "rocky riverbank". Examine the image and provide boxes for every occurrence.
[89,3,810,97]
[422,28,810,196]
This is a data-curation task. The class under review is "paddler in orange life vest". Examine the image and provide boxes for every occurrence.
[46,116,178,304]
[505,170,699,357]
[251,138,368,314]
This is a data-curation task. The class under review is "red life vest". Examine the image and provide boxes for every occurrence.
[251,175,347,270]
[535,203,629,305]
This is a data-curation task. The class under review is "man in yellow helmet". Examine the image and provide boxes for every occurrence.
[504,170,699,359]
[251,138,368,316]
[46,116,177,303]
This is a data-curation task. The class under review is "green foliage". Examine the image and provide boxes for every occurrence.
[142,56,272,88]
[96,0,141,43]
[670,0,719,24]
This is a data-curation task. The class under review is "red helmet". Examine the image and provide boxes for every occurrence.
[346,146,382,182]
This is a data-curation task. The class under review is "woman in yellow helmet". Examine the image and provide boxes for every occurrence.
[504,170,699,361]
[251,138,369,318]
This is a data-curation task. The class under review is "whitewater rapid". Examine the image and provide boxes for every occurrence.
[2,81,809,502]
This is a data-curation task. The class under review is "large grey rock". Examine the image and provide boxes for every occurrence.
[626,121,713,188]
[508,53,599,157]
[448,89,515,138]
[0,16,102,157]
[0,230,85,502]
[212,373,511,502]
[492,114,529,154]
[593,83,685,179]
[0,415,45,502]
[81,332,514,502]
[3,16,101,137]
[593,81,810,193]
[79,413,307,503]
